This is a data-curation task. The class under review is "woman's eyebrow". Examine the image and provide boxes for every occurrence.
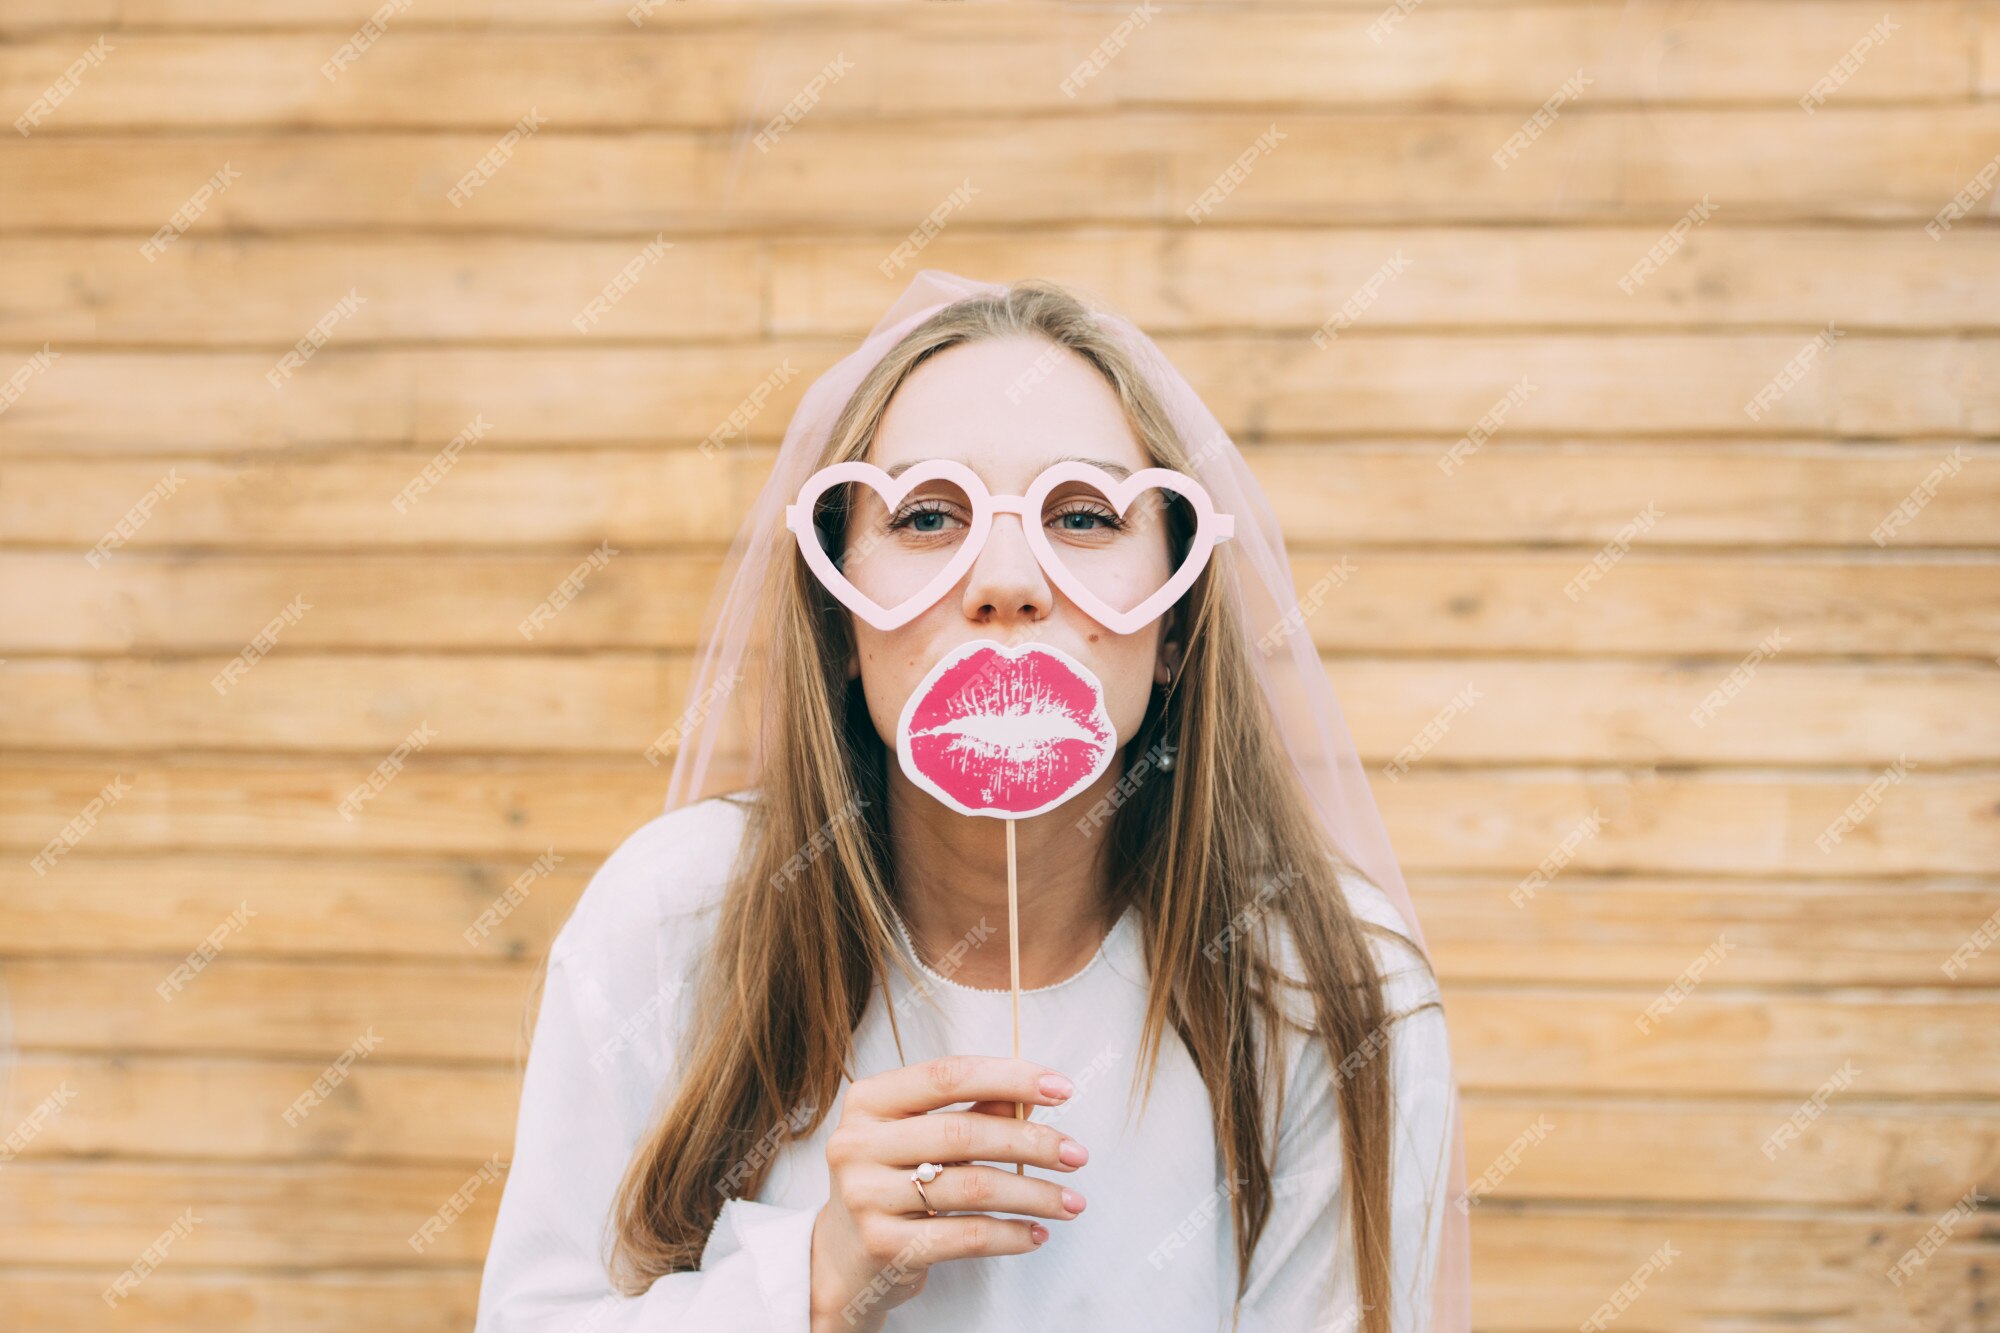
[882,456,1133,481]
[1056,455,1132,479]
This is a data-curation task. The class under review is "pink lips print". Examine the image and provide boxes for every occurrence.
[896,640,1117,819]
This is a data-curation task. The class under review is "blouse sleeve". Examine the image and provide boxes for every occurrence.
[1232,914,1455,1333]
[476,802,822,1333]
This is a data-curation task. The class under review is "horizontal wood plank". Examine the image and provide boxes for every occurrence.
[770,227,2000,336]
[0,853,593,961]
[0,1166,1993,1329]
[0,1055,524,1165]
[2,656,1996,768]
[0,1161,506,1266]
[2,957,1995,1093]
[3,958,546,1065]
[1420,877,2000,987]
[2,339,1991,454]
[0,237,765,345]
[3,759,1993,873]
[5,111,2000,236]
[1456,1093,2000,1213]
[0,8,1978,133]
[4,1053,1994,1214]
[0,1271,477,1333]
[9,859,2000,989]
[8,444,1998,550]
[0,0,1864,25]
[4,552,1995,654]
[0,1215,1986,1333]
[1471,1209,1995,1330]
[10,229,2000,344]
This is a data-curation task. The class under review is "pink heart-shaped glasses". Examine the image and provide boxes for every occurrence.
[783,459,1236,635]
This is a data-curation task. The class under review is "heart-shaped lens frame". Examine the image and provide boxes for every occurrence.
[784,458,1235,634]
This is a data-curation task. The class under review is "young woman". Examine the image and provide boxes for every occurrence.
[476,274,1470,1332]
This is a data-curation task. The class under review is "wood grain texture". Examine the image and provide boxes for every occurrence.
[1,2,1995,1328]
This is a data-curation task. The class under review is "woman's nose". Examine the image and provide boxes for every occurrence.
[961,511,1051,625]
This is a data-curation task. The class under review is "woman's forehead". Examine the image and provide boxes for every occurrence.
[869,337,1148,489]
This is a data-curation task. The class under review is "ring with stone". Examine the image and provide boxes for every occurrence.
[910,1161,944,1216]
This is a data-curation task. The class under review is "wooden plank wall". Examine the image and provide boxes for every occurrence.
[1,1,1996,1328]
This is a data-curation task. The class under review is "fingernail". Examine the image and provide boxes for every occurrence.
[1061,1188,1087,1215]
[1030,1223,1050,1245]
[1059,1138,1088,1167]
[1039,1074,1074,1100]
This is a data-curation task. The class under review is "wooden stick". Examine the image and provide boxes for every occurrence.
[1007,815,1026,1175]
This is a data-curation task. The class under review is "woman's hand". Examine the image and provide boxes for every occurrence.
[807,1055,1091,1332]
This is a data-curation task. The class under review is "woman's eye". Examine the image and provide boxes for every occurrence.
[889,502,964,533]
[1051,506,1122,532]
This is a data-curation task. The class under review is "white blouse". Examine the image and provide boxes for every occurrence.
[476,792,1455,1333]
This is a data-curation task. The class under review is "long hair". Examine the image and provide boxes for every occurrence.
[602,279,1437,1332]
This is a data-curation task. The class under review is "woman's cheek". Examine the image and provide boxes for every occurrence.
[1093,638,1159,746]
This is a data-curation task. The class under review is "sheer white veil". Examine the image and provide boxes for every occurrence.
[661,269,1471,1330]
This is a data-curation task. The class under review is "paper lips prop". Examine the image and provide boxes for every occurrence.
[896,639,1116,819]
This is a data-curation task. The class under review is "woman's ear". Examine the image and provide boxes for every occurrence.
[1155,609,1186,685]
